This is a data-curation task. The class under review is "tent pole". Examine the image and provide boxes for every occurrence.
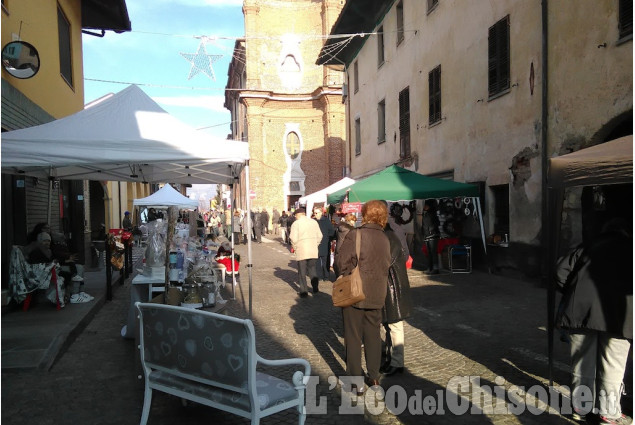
[245,161,253,319]
[164,206,177,293]
[475,197,487,254]
[47,171,53,227]
[547,187,564,387]
[229,182,236,300]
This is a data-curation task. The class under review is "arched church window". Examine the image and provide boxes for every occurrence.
[286,132,300,160]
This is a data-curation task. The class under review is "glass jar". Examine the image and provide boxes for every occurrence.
[183,284,202,305]
[202,283,216,307]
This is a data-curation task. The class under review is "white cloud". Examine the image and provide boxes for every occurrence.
[153,95,227,113]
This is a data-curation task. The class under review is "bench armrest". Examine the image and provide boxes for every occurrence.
[256,355,311,378]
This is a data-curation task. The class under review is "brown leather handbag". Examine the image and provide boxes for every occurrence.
[332,230,365,307]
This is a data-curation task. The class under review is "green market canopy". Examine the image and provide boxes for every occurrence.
[327,165,479,204]
[327,165,485,252]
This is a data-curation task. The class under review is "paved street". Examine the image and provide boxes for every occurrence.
[2,235,583,425]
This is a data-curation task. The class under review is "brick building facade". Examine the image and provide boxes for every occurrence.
[225,0,346,213]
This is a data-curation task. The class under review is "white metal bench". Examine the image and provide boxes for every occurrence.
[135,302,311,425]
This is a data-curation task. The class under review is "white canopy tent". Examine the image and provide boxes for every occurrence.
[298,177,355,213]
[133,183,198,209]
[1,85,256,316]
[1,85,249,184]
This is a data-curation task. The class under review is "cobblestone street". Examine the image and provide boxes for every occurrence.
[2,236,579,425]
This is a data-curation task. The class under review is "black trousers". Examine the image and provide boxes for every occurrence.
[342,306,382,380]
[296,258,317,294]
[317,255,330,280]
[424,238,439,271]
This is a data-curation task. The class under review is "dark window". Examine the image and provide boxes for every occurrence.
[427,0,439,12]
[619,0,633,39]
[488,15,510,97]
[398,87,410,158]
[58,5,73,87]
[353,61,359,93]
[377,99,386,144]
[428,65,442,125]
[491,184,510,236]
[377,26,385,66]
[355,118,361,156]
[396,1,404,45]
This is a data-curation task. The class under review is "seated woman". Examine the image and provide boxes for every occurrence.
[214,243,240,274]
[25,232,94,304]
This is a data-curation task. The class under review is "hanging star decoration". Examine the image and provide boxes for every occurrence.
[180,39,223,81]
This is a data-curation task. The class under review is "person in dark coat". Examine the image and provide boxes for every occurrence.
[253,208,263,243]
[381,222,413,376]
[556,217,632,424]
[261,208,270,234]
[334,200,391,395]
[286,212,295,245]
[272,208,281,236]
[313,207,335,281]
[421,199,440,274]
[279,211,289,243]
[334,213,356,276]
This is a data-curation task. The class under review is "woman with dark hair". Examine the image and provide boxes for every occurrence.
[381,222,413,376]
[334,213,356,276]
[26,222,50,244]
[334,200,391,395]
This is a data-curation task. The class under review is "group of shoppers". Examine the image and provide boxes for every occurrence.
[287,196,632,423]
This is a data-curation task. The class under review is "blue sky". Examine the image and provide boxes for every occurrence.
[82,0,244,141]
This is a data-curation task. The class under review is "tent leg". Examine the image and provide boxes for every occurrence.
[245,161,253,319]
[475,197,486,255]
[229,190,236,301]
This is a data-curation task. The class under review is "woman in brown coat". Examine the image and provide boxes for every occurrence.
[334,200,391,395]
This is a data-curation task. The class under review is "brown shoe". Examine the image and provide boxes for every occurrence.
[364,376,381,389]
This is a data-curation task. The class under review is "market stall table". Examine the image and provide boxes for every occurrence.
[121,264,227,339]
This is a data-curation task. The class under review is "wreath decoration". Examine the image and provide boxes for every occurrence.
[390,202,414,225]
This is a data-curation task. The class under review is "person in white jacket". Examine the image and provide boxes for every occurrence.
[289,208,323,297]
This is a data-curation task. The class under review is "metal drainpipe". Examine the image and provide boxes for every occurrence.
[541,0,549,286]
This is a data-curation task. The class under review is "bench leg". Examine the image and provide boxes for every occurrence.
[139,386,153,425]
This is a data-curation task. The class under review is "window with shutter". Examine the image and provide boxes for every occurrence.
[399,87,410,158]
[396,1,404,46]
[488,16,510,97]
[58,5,73,88]
[353,61,359,93]
[377,26,385,67]
[429,65,442,125]
[619,0,633,39]
[378,99,386,144]
[355,118,361,156]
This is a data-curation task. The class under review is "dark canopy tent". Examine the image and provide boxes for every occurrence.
[327,165,486,251]
[546,135,633,384]
[327,165,479,203]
